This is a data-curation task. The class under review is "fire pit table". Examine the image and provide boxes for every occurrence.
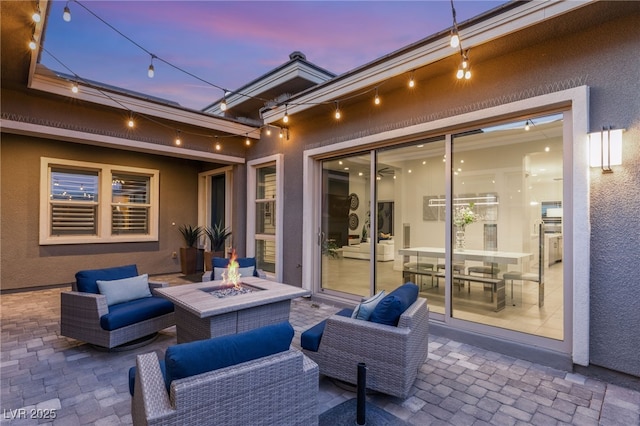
[155,277,309,343]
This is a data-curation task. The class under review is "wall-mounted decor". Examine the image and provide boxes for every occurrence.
[348,213,359,230]
[349,193,359,211]
[423,196,438,221]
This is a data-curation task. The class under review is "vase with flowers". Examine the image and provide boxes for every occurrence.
[453,204,478,250]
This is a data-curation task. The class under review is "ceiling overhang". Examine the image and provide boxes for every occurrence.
[262,0,593,124]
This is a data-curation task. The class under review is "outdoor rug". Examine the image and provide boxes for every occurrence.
[319,398,410,426]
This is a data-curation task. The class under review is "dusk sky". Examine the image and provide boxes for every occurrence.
[42,1,506,110]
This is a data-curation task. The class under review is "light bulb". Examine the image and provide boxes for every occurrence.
[450,32,460,48]
[32,11,41,23]
[279,130,284,139]
[465,69,471,80]
[220,99,227,111]
[215,142,221,151]
[175,137,181,146]
[147,64,154,78]
[128,118,134,128]
[266,128,271,136]
[456,69,464,79]
[462,59,468,69]
[374,89,380,105]
[408,78,415,88]
[71,83,79,93]
[63,6,71,22]
[29,39,37,50]
[525,121,530,131]
[245,138,251,146]
[335,109,341,120]
[283,112,289,123]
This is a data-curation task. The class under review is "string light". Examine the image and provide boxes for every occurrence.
[71,82,79,93]
[374,88,381,105]
[29,38,37,50]
[245,134,251,146]
[215,141,221,150]
[334,102,341,120]
[63,2,72,22]
[127,113,135,128]
[279,129,284,139]
[266,127,271,136]
[408,71,415,88]
[32,6,41,23]
[450,30,460,48]
[220,95,227,112]
[175,130,181,146]
[147,55,155,78]
[283,104,289,123]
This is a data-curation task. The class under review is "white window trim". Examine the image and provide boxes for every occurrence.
[302,86,590,366]
[39,157,159,245]
[247,154,283,282]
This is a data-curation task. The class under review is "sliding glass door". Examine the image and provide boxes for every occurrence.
[320,154,371,298]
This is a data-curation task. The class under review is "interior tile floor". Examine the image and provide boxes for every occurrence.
[1,279,639,425]
[322,258,564,340]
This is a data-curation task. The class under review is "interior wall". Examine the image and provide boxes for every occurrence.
[0,134,203,290]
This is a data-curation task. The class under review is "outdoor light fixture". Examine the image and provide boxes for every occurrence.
[220,96,227,112]
[408,71,415,88]
[589,126,623,173]
[334,102,341,120]
[127,113,135,128]
[147,56,155,78]
[63,3,72,22]
[525,120,532,131]
[450,30,460,48]
[71,82,79,93]
[175,130,182,146]
[283,104,289,123]
[374,88,381,105]
[32,6,41,23]
[29,37,37,50]
[245,135,251,146]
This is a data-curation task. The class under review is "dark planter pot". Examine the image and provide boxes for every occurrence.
[203,251,225,271]
[180,247,198,275]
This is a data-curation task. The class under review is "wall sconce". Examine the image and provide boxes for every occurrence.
[589,126,623,173]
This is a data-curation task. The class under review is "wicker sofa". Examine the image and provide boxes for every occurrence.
[301,283,429,398]
[130,322,319,426]
[60,265,175,349]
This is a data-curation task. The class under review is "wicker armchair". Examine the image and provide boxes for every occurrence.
[132,349,319,426]
[302,297,429,398]
[60,265,175,349]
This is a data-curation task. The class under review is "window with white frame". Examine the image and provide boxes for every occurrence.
[40,158,159,244]
[247,154,283,281]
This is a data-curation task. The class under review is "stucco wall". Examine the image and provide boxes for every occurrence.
[249,5,640,376]
[0,134,205,290]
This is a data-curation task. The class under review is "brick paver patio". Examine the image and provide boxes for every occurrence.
[1,285,639,425]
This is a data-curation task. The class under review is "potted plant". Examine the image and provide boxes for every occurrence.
[203,222,232,271]
[178,224,203,275]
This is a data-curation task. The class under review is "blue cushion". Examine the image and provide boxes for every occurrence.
[99,297,174,331]
[75,264,138,294]
[96,274,152,306]
[129,360,166,396]
[300,308,353,352]
[369,283,419,326]
[164,321,294,391]
[351,291,386,321]
[212,257,258,277]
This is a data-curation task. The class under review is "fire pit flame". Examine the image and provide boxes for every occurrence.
[222,250,242,289]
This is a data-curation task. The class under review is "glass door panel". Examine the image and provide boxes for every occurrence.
[320,154,371,298]
[450,114,564,340]
[376,138,446,313]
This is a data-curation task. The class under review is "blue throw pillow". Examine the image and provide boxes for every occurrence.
[75,264,138,294]
[164,321,294,391]
[369,283,419,326]
[351,291,386,320]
